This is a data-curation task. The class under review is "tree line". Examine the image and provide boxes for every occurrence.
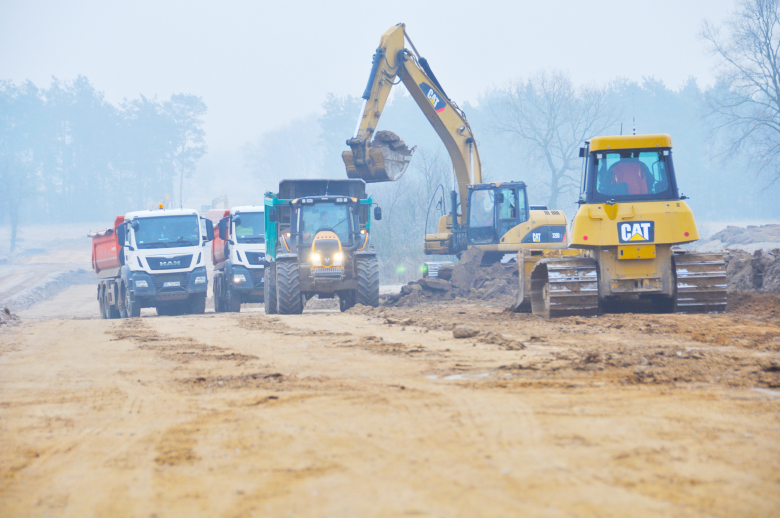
[0,76,206,251]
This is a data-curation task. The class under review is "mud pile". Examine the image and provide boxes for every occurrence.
[370,131,413,156]
[0,307,20,327]
[699,224,780,253]
[725,248,780,294]
[384,248,517,307]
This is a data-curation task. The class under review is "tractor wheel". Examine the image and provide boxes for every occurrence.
[264,262,278,315]
[276,260,303,314]
[356,255,379,307]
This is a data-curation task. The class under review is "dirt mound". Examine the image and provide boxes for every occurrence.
[699,224,780,252]
[384,248,517,307]
[0,307,20,327]
[725,248,780,294]
[370,130,413,156]
[727,291,780,322]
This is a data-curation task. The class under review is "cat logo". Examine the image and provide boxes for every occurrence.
[419,82,446,113]
[532,232,541,243]
[618,221,655,243]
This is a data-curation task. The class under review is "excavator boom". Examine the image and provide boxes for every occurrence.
[343,23,481,226]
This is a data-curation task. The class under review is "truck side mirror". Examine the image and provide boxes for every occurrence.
[232,215,242,227]
[218,218,228,240]
[374,206,382,221]
[205,222,215,242]
[130,220,139,231]
[116,224,126,244]
[579,147,586,158]
[268,207,277,223]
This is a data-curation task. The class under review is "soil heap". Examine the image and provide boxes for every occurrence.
[698,224,780,253]
[725,248,780,294]
[0,307,20,328]
[384,248,517,307]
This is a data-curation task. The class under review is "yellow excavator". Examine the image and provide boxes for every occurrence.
[342,23,568,263]
[512,133,727,317]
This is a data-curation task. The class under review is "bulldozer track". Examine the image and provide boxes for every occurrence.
[530,258,599,318]
[673,253,728,314]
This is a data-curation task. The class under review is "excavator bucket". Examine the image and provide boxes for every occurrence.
[343,131,414,183]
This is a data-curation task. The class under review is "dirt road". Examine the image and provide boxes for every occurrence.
[1,296,779,517]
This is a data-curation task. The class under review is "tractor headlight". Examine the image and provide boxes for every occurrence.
[194,276,206,284]
[233,274,246,284]
[311,253,321,266]
[333,252,343,266]
[135,279,148,288]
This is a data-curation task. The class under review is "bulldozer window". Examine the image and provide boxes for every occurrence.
[590,150,675,202]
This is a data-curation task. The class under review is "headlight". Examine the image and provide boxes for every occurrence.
[194,276,206,284]
[233,274,246,283]
[135,279,148,288]
[311,253,321,266]
[333,252,343,266]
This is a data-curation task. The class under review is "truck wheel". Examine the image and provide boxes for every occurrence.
[99,287,107,319]
[107,283,121,319]
[213,276,223,313]
[226,287,241,313]
[276,260,303,314]
[118,284,128,318]
[356,255,380,307]
[187,294,207,315]
[264,263,278,315]
[124,285,141,318]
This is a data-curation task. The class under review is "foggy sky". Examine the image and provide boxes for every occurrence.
[1,0,735,151]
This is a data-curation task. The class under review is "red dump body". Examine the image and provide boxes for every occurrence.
[204,209,230,266]
[91,216,125,274]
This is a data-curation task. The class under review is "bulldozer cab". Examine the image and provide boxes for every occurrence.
[580,134,680,204]
[466,182,529,246]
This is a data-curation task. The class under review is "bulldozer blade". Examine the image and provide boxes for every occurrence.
[343,147,412,183]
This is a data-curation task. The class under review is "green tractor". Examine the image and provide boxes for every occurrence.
[263,179,382,314]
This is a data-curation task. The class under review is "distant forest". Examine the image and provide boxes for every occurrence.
[3,0,780,282]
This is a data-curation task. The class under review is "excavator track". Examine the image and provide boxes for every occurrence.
[673,253,728,313]
[530,258,599,318]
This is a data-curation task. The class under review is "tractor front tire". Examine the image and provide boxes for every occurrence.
[276,260,303,315]
[264,262,278,315]
[356,255,380,307]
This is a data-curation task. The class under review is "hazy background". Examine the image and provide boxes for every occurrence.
[3,0,779,281]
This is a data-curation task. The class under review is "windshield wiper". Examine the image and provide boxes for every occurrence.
[238,237,265,243]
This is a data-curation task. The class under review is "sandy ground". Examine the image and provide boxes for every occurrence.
[1,292,779,517]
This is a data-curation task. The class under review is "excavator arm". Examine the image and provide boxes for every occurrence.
[343,23,481,228]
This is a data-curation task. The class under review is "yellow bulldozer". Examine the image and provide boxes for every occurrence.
[342,23,568,264]
[512,133,727,317]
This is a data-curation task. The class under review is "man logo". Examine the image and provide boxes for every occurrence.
[618,221,654,243]
[160,260,181,267]
[419,82,446,113]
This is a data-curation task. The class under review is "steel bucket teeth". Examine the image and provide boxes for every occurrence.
[530,258,599,318]
[673,253,728,313]
[342,148,411,183]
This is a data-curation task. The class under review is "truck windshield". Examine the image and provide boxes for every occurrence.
[235,212,264,243]
[299,202,352,245]
[586,150,677,202]
[133,215,200,249]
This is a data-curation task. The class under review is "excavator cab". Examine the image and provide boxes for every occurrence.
[466,183,529,246]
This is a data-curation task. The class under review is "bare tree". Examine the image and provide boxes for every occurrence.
[701,0,780,181]
[487,70,618,209]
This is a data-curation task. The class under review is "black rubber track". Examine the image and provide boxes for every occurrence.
[356,255,380,307]
[264,262,278,314]
[276,260,303,314]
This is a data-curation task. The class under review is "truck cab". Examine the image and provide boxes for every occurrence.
[109,208,214,317]
[209,206,266,312]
